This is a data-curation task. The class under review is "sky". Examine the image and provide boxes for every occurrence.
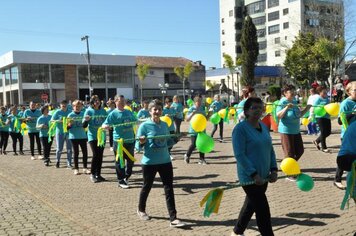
[0,0,355,68]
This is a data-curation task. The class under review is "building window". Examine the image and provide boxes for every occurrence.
[229,10,234,17]
[221,18,224,23]
[222,30,225,35]
[247,1,266,15]
[275,37,280,44]
[51,65,65,83]
[258,53,267,62]
[236,46,242,54]
[252,16,266,26]
[283,8,289,15]
[268,24,280,34]
[285,36,288,40]
[268,0,279,8]
[21,64,50,83]
[306,18,319,27]
[11,67,19,84]
[235,22,243,30]
[149,70,155,75]
[268,11,280,21]
[283,22,289,29]
[257,28,266,37]
[235,7,243,18]
[78,65,105,83]
[259,41,267,50]
[5,69,10,86]
[275,51,281,57]
[288,0,297,2]
[222,41,225,46]
[107,66,133,84]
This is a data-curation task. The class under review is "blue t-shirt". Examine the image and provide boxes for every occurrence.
[171,102,183,119]
[8,114,22,133]
[23,109,42,133]
[187,105,206,136]
[0,113,9,132]
[51,109,71,134]
[339,97,356,138]
[102,109,137,143]
[277,97,301,134]
[137,109,150,120]
[136,119,171,165]
[210,100,223,113]
[162,107,176,132]
[68,111,87,140]
[338,121,356,156]
[232,121,277,183]
[313,97,330,119]
[236,99,247,116]
[83,107,107,142]
[106,108,115,115]
[37,115,52,138]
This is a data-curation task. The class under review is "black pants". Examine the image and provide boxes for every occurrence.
[0,131,9,151]
[109,129,114,147]
[10,132,23,153]
[233,183,274,236]
[28,132,41,156]
[337,154,356,172]
[138,162,177,221]
[71,139,88,169]
[174,118,182,134]
[113,142,135,181]
[211,119,224,139]
[335,138,345,182]
[40,137,53,163]
[315,118,331,150]
[186,135,205,160]
[89,140,105,177]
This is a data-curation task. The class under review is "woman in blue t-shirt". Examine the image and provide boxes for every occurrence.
[7,105,24,155]
[36,105,53,166]
[136,99,186,228]
[0,106,10,155]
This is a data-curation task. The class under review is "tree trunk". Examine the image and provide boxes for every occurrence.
[183,78,186,106]
[231,73,234,105]
[140,82,143,105]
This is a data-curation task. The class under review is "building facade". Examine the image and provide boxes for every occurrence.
[219,0,344,67]
[0,51,205,105]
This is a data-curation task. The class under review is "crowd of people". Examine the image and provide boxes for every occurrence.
[0,81,355,235]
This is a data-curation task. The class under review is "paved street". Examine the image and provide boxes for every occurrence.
[0,120,355,236]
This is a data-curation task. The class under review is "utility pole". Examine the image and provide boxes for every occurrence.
[81,35,92,97]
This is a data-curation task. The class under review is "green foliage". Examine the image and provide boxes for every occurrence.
[268,85,281,100]
[137,64,150,82]
[174,66,184,80]
[240,15,258,86]
[284,33,329,86]
[183,62,194,79]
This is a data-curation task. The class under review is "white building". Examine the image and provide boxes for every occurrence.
[219,0,344,67]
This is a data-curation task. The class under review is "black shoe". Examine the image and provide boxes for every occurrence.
[19,151,24,155]
[96,176,106,182]
[90,175,99,183]
[118,179,129,189]
[67,164,73,169]
[3,151,7,155]
[14,152,18,156]
[45,162,49,167]
[55,162,60,168]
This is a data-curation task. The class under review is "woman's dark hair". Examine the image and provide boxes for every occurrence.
[316,85,326,94]
[243,97,263,119]
[41,105,49,114]
[282,84,295,94]
[242,86,255,99]
[148,99,163,111]
[90,95,101,108]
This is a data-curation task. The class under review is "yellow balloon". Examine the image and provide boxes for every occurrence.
[206,97,213,105]
[218,109,226,119]
[265,103,273,114]
[301,117,309,126]
[124,105,132,112]
[190,114,207,132]
[160,116,172,127]
[229,108,236,115]
[183,108,189,114]
[324,103,340,117]
[280,157,301,175]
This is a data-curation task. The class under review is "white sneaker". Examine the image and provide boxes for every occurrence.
[31,156,36,160]
[83,168,91,174]
[170,219,186,228]
[73,169,79,175]
[285,176,297,182]
[184,154,190,164]
[38,155,44,160]
[170,155,174,161]
[110,147,114,152]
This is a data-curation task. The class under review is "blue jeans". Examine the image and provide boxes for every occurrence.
[56,132,73,165]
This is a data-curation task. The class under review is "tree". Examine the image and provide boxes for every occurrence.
[240,15,259,87]
[174,62,194,106]
[313,37,345,96]
[284,32,329,87]
[223,54,241,103]
[136,64,150,105]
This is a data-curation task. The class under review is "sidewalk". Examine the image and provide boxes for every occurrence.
[0,120,355,235]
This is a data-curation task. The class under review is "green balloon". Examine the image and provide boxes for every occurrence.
[187,99,194,107]
[210,113,221,124]
[296,173,314,192]
[196,132,214,153]
[134,112,138,118]
[314,106,326,117]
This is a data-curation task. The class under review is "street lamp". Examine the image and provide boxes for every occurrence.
[81,35,93,97]
[158,83,169,101]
